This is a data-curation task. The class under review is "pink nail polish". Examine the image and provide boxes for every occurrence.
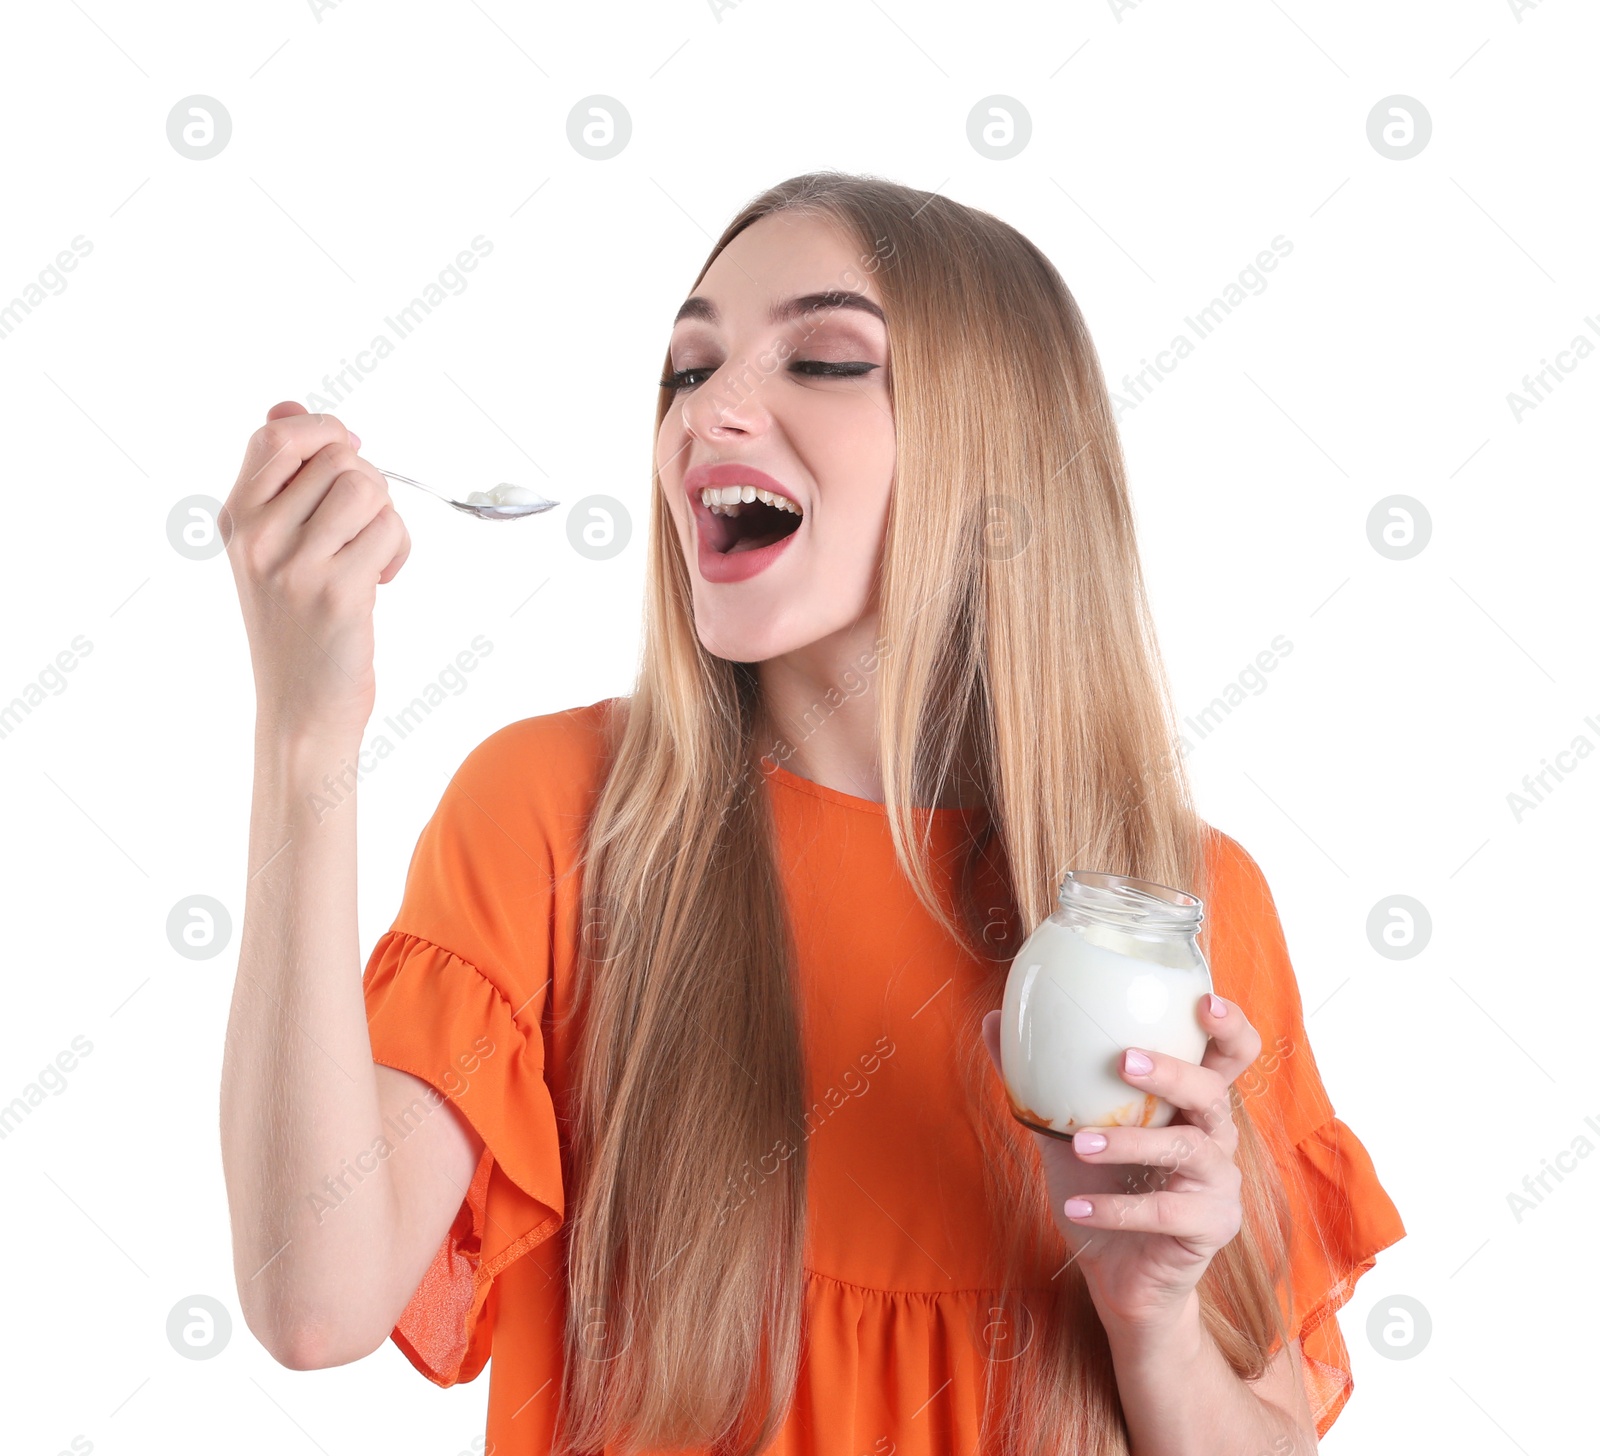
[1124,1049,1153,1076]
[1207,994,1226,1017]
[1064,1198,1093,1218]
[1074,1131,1107,1154]
[350,431,362,450]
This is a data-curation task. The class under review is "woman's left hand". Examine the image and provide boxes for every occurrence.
[981,992,1263,1334]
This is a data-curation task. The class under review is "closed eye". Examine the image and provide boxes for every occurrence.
[659,361,880,393]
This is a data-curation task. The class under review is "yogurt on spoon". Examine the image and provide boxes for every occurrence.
[466,483,544,509]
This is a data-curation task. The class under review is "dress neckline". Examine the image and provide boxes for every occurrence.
[765,759,989,823]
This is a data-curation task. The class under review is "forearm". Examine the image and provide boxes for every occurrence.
[1104,1293,1312,1456]
[219,727,397,1362]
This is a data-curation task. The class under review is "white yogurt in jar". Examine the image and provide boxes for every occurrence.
[1000,908,1211,1138]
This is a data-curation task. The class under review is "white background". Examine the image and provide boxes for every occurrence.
[1,1,1593,1451]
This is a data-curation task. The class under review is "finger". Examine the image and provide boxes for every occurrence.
[375,515,411,585]
[364,493,412,584]
[1069,1122,1235,1189]
[338,503,408,584]
[1118,1046,1236,1142]
[1061,1188,1238,1246]
[1196,993,1263,1085]
[235,411,359,511]
[267,399,364,453]
[300,466,393,561]
[273,442,389,537]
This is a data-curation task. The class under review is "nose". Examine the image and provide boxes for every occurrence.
[680,360,771,444]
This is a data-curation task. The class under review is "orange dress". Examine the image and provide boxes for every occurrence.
[361,698,1405,1450]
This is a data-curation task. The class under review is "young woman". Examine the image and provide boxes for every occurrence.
[219,172,1404,1455]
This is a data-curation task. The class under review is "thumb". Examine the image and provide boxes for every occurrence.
[265,400,308,422]
[981,1009,1003,1076]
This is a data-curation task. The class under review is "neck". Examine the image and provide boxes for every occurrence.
[753,620,984,811]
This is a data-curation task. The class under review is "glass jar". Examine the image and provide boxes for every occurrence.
[998,870,1212,1141]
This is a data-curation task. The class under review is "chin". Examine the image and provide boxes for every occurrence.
[696,621,788,665]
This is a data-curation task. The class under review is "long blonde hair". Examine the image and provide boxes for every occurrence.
[555,171,1297,1454]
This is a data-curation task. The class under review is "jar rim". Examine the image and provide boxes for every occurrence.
[1057,870,1203,930]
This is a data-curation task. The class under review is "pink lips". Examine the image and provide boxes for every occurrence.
[683,462,803,584]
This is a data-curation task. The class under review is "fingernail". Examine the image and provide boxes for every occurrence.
[1074,1131,1107,1154]
[1124,1049,1153,1076]
[1064,1198,1093,1218]
[1207,994,1226,1017]
[350,431,362,450]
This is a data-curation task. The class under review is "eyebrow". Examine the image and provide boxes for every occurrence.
[672,289,886,329]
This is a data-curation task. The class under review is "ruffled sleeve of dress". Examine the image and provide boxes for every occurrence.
[360,704,612,1388]
[1202,829,1407,1439]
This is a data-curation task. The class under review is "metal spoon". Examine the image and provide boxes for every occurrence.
[374,465,559,520]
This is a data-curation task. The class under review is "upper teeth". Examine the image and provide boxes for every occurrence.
[698,485,801,517]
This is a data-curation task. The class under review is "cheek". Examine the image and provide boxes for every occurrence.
[655,413,683,477]
[799,391,894,485]
[661,486,689,543]
[824,405,894,531]
[656,420,689,523]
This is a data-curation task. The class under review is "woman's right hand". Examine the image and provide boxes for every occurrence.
[222,402,411,743]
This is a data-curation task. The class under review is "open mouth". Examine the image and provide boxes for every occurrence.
[697,487,805,555]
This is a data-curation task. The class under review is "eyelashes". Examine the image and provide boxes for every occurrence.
[658,360,880,393]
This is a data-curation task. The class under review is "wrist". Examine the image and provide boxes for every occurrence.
[254,723,365,804]
[1099,1288,1206,1364]
[257,716,363,759]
